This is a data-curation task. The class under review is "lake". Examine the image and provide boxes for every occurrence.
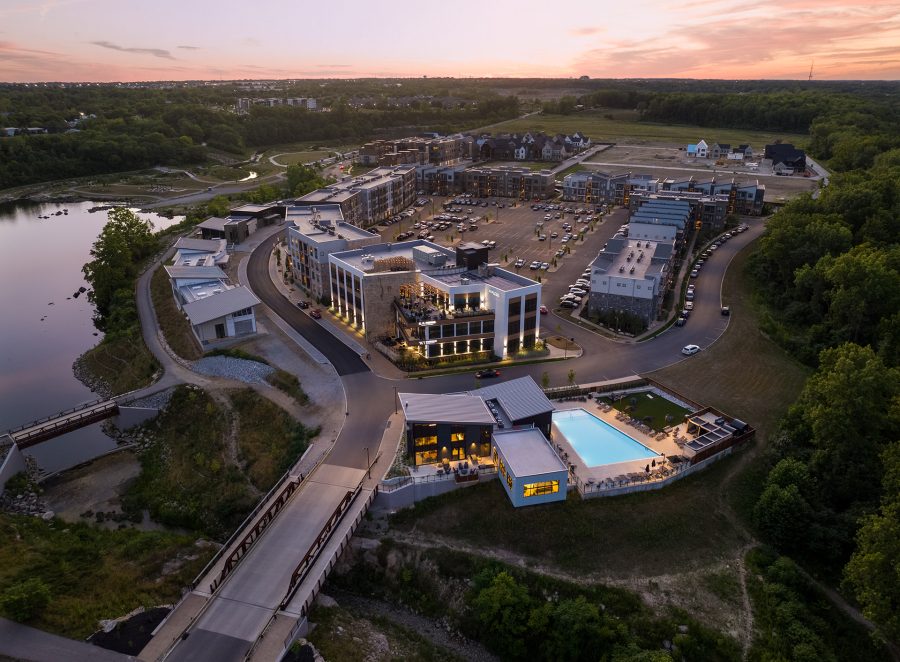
[0,200,182,473]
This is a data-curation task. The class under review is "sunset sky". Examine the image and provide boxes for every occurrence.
[2,0,899,82]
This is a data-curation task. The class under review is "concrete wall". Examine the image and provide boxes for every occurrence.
[0,439,27,491]
[372,472,496,511]
[113,406,160,430]
[361,271,415,340]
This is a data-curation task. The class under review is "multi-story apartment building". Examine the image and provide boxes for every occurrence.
[588,236,674,325]
[357,135,474,167]
[328,240,541,359]
[627,199,692,243]
[562,171,631,205]
[628,191,731,232]
[285,204,380,301]
[416,164,469,196]
[462,166,555,199]
[293,166,416,227]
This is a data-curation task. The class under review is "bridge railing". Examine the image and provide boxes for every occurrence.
[11,401,120,447]
[190,446,327,592]
[3,397,110,437]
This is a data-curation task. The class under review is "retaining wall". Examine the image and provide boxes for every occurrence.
[373,471,497,511]
[0,438,26,491]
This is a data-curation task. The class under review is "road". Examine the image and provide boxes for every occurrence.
[161,217,762,661]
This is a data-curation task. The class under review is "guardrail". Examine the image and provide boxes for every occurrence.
[190,447,326,591]
[279,486,360,611]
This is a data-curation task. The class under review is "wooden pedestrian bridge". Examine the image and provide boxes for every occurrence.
[1,391,160,449]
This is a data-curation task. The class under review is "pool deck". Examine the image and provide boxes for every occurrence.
[551,403,689,487]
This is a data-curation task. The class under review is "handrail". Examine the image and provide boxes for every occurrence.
[11,402,120,446]
[3,397,111,436]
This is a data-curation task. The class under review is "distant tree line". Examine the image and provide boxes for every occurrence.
[0,84,519,190]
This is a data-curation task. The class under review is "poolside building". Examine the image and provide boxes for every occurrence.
[493,428,568,507]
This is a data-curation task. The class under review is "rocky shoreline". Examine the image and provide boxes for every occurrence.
[72,351,113,399]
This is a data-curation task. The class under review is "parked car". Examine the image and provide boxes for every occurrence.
[560,300,579,309]
[515,258,525,268]
[539,305,549,315]
[310,309,322,319]
[686,292,695,301]
[690,270,699,278]
[721,306,731,316]
[538,234,547,241]
[297,300,310,309]
[685,301,694,311]
[475,369,500,379]
[675,316,686,327]
[540,262,550,270]
[681,344,700,355]
[569,288,587,296]
[551,232,559,238]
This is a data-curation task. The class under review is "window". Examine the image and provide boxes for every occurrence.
[450,426,465,443]
[523,480,559,498]
[508,299,521,317]
[415,450,438,465]
[506,473,513,489]
[232,307,253,317]
[413,424,437,448]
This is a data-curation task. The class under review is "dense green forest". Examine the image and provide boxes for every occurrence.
[0,84,519,189]
[740,89,900,649]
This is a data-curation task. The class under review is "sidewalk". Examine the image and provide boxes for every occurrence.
[263,237,406,379]
[0,617,133,662]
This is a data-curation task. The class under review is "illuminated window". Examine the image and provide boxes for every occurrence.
[450,426,465,443]
[497,455,506,479]
[506,473,513,489]
[523,480,560,498]
[415,450,438,465]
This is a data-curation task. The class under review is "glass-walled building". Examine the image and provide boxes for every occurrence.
[328,240,541,359]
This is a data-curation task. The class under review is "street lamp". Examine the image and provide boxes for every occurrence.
[365,446,371,479]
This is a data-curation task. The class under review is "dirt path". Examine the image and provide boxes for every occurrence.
[328,588,498,662]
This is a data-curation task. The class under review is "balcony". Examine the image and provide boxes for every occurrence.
[394,297,493,325]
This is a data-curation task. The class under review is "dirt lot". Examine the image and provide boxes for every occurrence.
[579,144,819,201]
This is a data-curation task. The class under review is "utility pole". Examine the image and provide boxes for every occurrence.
[365,446,371,479]
[394,386,398,414]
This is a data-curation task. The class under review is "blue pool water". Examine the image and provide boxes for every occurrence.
[553,409,658,466]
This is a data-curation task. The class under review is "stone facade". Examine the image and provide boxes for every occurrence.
[588,290,659,325]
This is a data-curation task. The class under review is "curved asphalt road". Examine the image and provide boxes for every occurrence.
[246,219,765,469]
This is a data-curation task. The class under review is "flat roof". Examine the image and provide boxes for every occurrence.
[197,217,229,231]
[181,286,260,325]
[424,266,538,293]
[179,280,228,304]
[593,238,668,281]
[286,204,345,225]
[471,376,553,422]
[174,238,227,252]
[330,239,456,274]
[493,428,567,477]
[397,392,495,425]
[164,265,227,281]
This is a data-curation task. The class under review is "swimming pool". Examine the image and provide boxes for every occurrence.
[553,409,658,467]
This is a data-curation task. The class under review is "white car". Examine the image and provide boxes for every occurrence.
[685,301,694,311]
[569,288,588,296]
[515,258,525,267]
[681,344,700,356]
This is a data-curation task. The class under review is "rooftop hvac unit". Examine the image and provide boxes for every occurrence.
[461,277,470,284]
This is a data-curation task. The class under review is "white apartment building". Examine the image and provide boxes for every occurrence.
[285,204,380,301]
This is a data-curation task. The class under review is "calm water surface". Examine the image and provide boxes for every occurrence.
[0,200,181,472]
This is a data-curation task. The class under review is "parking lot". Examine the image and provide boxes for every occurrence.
[375,195,627,309]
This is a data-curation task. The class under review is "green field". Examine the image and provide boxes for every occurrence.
[607,391,692,432]
[490,110,808,148]
[272,149,335,166]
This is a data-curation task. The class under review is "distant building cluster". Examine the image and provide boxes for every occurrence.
[476,131,591,162]
[236,97,317,113]
[358,134,474,167]
[686,139,753,161]
[563,171,765,219]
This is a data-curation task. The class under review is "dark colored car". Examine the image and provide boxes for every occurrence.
[675,316,686,327]
[721,306,731,316]
[310,309,322,319]
[475,369,500,379]
[297,300,310,309]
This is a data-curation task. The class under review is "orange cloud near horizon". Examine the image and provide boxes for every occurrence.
[0,0,898,81]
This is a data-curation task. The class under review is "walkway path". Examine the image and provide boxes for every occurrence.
[0,617,133,662]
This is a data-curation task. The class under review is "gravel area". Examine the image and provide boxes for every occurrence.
[126,387,177,410]
[190,356,275,384]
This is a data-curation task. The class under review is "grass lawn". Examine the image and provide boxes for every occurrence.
[0,513,212,639]
[229,388,317,491]
[151,265,202,361]
[545,335,580,351]
[489,110,808,149]
[606,391,692,432]
[390,232,810,580]
[76,329,159,395]
[390,457,749,578]
[206,165,252,181]
[265,369,309,405]
[273,149,334,166]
